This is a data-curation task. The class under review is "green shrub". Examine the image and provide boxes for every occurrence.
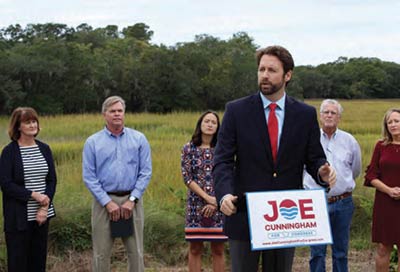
[47,201,187,265]
[144,203,186,265]
[49,208,92,253]
[390,245,398,271]
[350,195,373,249]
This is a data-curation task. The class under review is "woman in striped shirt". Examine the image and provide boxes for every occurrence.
[0,107,57,272]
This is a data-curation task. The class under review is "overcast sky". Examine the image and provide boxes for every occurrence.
[0,0,398,66]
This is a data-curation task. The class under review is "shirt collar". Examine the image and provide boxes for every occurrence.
[103,126,125,137]
[321,128,338,139]
[260,92,286,111]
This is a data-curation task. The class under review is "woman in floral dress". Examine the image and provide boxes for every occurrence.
[181,110,227,272]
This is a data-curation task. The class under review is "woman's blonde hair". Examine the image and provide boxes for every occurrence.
[382,108,400,145]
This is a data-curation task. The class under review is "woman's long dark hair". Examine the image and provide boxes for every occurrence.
[191,110,220,147]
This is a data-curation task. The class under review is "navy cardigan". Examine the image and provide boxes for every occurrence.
[0,140,57,232]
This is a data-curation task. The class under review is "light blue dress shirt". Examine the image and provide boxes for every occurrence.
[260,92,286,149]
[303,128,361,197]
[82,126,152,206]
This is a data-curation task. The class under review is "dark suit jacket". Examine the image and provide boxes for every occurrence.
[213,93,327,240]
[0,140,57,232]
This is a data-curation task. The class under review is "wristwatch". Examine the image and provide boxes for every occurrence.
[129,196,139,203]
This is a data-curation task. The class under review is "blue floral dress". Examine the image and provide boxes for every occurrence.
[181,142,227,241]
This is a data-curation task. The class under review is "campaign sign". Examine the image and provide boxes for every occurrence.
[246,189,332,251]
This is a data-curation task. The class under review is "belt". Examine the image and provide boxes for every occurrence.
[107,191,131,196]
[328,192,352,204]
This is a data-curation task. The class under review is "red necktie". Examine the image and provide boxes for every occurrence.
[268,103,278,163]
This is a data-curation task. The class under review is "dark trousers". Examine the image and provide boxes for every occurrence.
[229,239,295,272]
[5,221,49,272]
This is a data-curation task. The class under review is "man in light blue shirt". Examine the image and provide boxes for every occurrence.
[83,95,152,272]
[304,99,361,272]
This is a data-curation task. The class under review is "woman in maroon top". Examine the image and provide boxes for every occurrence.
[364,108,400,272]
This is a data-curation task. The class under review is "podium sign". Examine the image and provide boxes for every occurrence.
[246,189,332,251]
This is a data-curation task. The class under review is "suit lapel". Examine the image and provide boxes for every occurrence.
[277,96,296,164]
[248,94,274,164]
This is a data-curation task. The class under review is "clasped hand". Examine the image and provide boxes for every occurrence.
[106,200,135,221]
[32,191,50,226]
[31,191,50,206]
[36,208,48,226]
[202,204,217,218]
[388,187,400,200]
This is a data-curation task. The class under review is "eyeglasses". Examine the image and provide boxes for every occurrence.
[321,110,338,116]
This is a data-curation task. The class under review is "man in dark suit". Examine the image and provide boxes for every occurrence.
[213,45,336,272]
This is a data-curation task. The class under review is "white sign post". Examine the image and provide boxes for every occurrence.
[246,189,332,251]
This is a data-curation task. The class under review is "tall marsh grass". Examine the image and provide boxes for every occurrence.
[0,99,399,265]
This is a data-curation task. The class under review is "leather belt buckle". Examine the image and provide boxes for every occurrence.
[327,192,352,204]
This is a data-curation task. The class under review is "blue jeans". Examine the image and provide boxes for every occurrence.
[309,196,354,272]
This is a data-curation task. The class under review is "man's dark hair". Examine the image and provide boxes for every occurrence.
[256,45,294,74]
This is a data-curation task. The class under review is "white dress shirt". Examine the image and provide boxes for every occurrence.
[303,128,362,197]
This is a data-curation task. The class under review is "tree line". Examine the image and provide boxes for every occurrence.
[0,23,399,114]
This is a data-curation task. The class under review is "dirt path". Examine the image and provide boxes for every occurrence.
[151,249,375,272]
[47,248,376,272]
[292,248,375,272]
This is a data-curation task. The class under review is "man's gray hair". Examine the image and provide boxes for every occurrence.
[102,96,126,113]
[320,99,343,115]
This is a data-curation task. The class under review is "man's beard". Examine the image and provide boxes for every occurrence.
[259,78,285,96]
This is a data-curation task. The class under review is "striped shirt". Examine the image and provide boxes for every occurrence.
[20,145,55,221]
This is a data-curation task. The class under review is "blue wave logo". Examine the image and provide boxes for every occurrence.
[279,199,298,220]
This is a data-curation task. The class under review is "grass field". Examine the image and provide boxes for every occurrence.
[0,99,399,270]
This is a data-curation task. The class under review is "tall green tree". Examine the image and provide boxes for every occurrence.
[122,23,153,42]
[1,23,399,114]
